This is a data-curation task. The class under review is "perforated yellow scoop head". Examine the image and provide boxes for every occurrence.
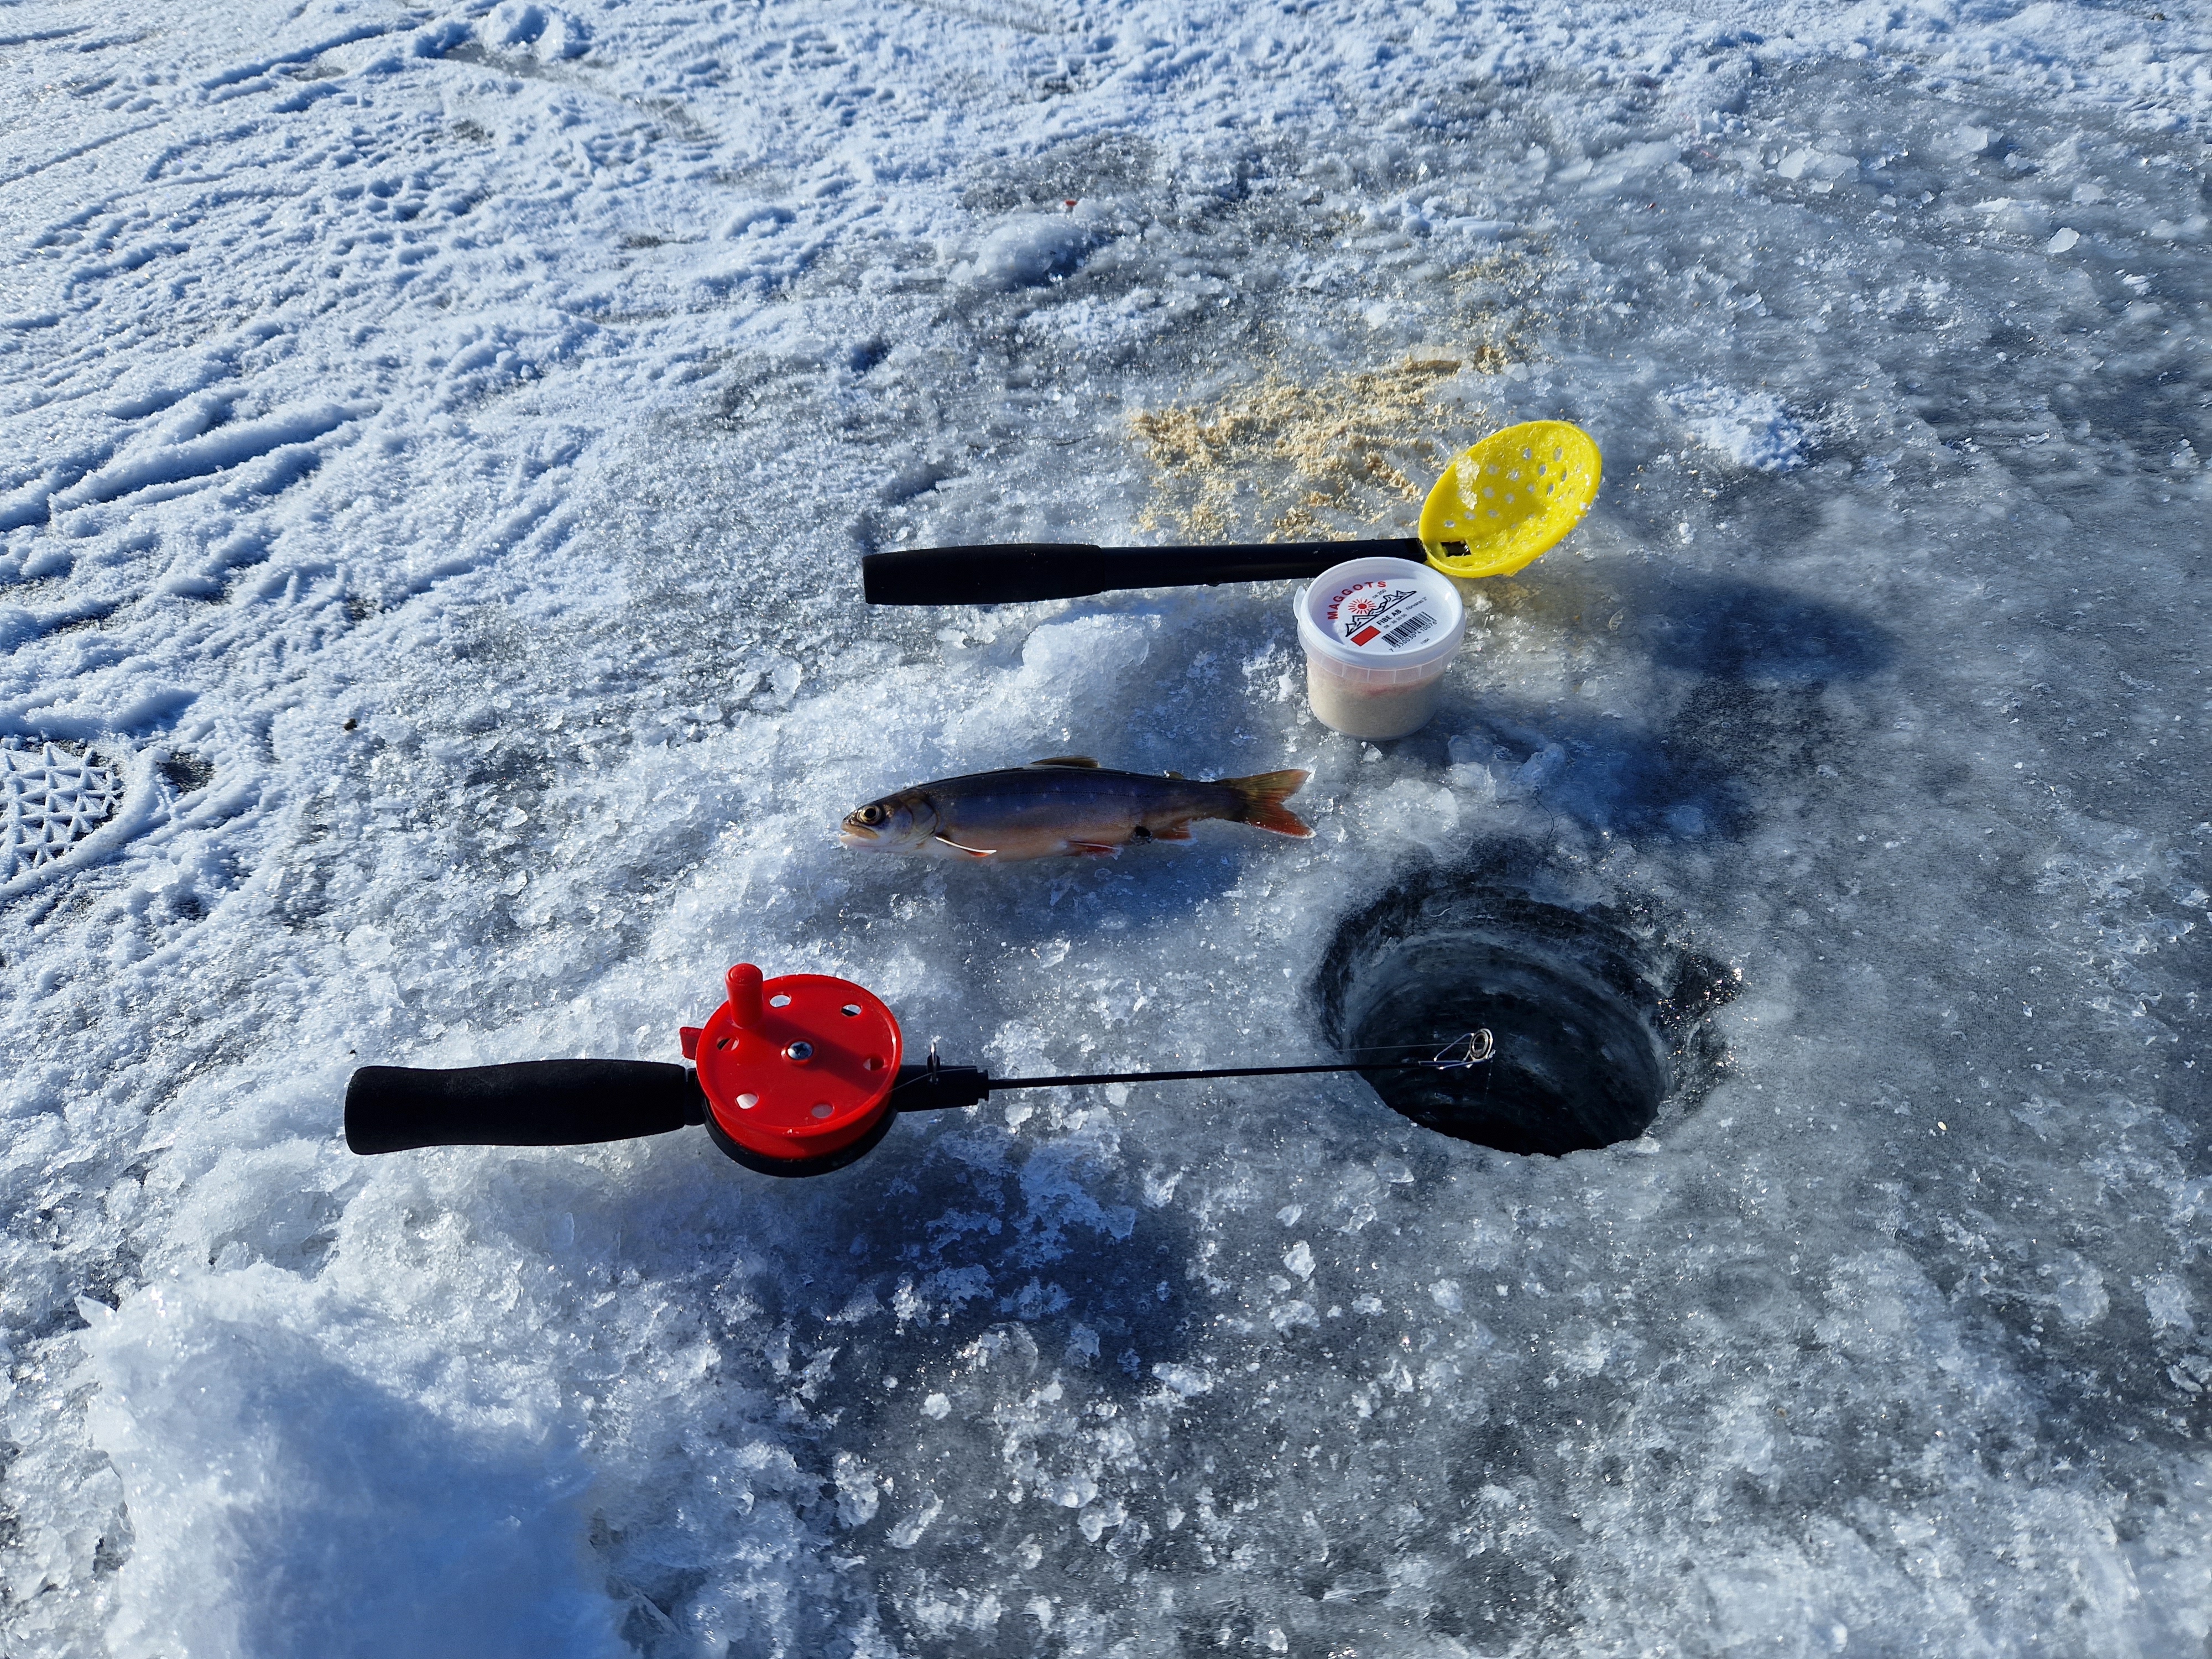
[1418,421,1602,578]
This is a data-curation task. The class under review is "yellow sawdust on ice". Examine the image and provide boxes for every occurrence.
[1129,349,1510,542]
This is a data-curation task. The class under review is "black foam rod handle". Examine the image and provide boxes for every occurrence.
[345,1061,706,1155]
[860,539,1427,607]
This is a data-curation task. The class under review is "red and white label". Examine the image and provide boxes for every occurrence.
[1322,577,1443,655]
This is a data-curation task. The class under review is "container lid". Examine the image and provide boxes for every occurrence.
[1295,556,1467,672]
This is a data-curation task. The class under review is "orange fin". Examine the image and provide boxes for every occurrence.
[933,832,995,858]
[1029,756,1100,769]
[1149,820,1194,841]
[1065,839,1120,857]
[1224,768,1313,837]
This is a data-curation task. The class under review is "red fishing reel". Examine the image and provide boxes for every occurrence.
[346,961,987,1177]
[680,963,905,1175]
[344,961,1484,1176]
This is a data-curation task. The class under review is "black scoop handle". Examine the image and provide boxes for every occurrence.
[861,538,1427,606]
[346,1060,706,1155]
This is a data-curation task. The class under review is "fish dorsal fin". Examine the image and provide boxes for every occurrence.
[1029,756,1100,769]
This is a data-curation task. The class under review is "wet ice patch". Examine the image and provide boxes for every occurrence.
[1664,382,1810,472]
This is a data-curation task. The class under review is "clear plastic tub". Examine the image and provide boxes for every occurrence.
[1294,556,1467,740]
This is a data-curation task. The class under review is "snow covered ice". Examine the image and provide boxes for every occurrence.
[1,0,2207,1652]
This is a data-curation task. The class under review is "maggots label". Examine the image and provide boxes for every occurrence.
[1323,578,1443,654]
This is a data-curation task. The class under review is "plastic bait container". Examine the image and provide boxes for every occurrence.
[1295,556,1468,740]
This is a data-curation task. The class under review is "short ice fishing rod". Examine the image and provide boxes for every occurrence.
[345,963,1491,1178]
[859,421,1603,607]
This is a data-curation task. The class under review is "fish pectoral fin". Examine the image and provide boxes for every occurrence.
[1027,756,1101,769]
[1148,820,1194,841]
[1063,840,1120,858]
[932,832,997,858]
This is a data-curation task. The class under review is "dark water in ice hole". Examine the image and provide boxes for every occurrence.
[1317,868,1735,1157]
[1345,936,1671,1156]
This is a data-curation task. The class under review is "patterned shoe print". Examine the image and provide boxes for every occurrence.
[0,741,150,899]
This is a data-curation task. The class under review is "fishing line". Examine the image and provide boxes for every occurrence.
[938,1030,1494,1094]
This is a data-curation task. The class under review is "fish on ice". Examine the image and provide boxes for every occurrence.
[839,758,1312,860]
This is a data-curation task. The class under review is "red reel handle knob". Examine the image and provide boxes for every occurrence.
[727,962,764,1029]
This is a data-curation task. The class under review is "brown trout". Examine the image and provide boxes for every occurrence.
[839,758,1312,860]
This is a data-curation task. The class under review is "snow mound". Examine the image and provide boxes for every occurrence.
[483,3,590,60]
[967,213,1100,292]
[82,1272,623,1659]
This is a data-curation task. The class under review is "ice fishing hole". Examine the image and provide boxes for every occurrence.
[1316,872,1735,1158]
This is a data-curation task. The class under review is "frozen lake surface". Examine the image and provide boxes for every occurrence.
[1,0,2207,1653]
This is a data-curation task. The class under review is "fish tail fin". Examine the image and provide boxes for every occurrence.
[1224,769,1312,837]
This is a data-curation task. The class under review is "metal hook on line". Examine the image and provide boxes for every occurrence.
[1430,1030,1495,1070]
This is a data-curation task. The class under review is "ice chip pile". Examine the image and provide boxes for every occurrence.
[1664,382,1811,474]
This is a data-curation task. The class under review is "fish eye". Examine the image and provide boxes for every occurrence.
[857,804,886,825]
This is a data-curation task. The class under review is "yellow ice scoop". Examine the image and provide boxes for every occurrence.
[860,419,1604,604]
[1417,420,1603,579]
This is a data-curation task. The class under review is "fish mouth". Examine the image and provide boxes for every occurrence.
[838,820,881,847]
